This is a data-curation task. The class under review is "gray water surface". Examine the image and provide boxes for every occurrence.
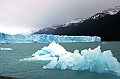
[0,42,120,79]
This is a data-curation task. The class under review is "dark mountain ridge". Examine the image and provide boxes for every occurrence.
[34,18,83,35]
[34,6,120,41]
[68,11,120,41]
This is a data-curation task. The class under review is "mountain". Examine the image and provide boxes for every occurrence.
[34,18,84,35]
[66,6,120,41]
[34,6,120,41]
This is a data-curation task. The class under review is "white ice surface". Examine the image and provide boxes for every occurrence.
[31,42,120,76]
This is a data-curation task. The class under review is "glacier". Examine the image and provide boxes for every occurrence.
[0,33,101,43]
[31,42,120,76]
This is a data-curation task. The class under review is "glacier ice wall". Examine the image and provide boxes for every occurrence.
[0,33,101,43]
[32,42,120,76]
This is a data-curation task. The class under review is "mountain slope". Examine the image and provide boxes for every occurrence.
[34,6,120,41]
[66,11,120,41]
[34,18,85,35]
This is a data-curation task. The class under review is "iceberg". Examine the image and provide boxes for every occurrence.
[0,33,101,43]
[32,42,68,60]
[0,47,12,50]
[32,42,120,76]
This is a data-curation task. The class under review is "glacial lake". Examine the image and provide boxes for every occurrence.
[0,42,120,79]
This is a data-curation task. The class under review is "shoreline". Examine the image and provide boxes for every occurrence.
[0,76,20,79]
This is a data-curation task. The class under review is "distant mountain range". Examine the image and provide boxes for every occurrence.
[34,6,120,41]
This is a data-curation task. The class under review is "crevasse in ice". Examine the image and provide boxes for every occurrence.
[0,33,101,43]
[32,42,120,76]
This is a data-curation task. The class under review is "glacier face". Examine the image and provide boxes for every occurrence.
[0,33,101,43]
[31,42,120,76]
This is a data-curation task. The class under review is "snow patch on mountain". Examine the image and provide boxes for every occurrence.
[63,18,85,27]
[103,6,120,15]
[90,6,120,20]
[90,13,106,20]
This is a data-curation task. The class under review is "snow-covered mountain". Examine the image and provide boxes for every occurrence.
[69,7,120,41]
[34,6,120,41]
[90,6,120,20]
[0,6,119,41]
[34,18,85,34]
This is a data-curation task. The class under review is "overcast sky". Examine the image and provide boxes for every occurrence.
[0,0,120,34]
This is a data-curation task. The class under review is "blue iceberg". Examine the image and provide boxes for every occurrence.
[0,33,101,43]
[32,42,120,76]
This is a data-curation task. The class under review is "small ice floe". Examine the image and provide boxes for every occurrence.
[0,47,12,50]
[102,42,107,44]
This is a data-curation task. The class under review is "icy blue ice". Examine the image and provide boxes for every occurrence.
[0,33,101,43]
[0,47,12,50]
[32,42,120,76]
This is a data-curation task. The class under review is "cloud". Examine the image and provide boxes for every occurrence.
[0,0,120,34]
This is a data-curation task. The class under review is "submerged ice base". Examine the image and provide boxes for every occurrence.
[32,42,120,76]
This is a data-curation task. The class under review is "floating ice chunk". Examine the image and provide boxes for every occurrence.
[0,47,12,50]
[29,42,120,76]
[36,42,120,76]
[102,42,107,44]
[32,42,67,60]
